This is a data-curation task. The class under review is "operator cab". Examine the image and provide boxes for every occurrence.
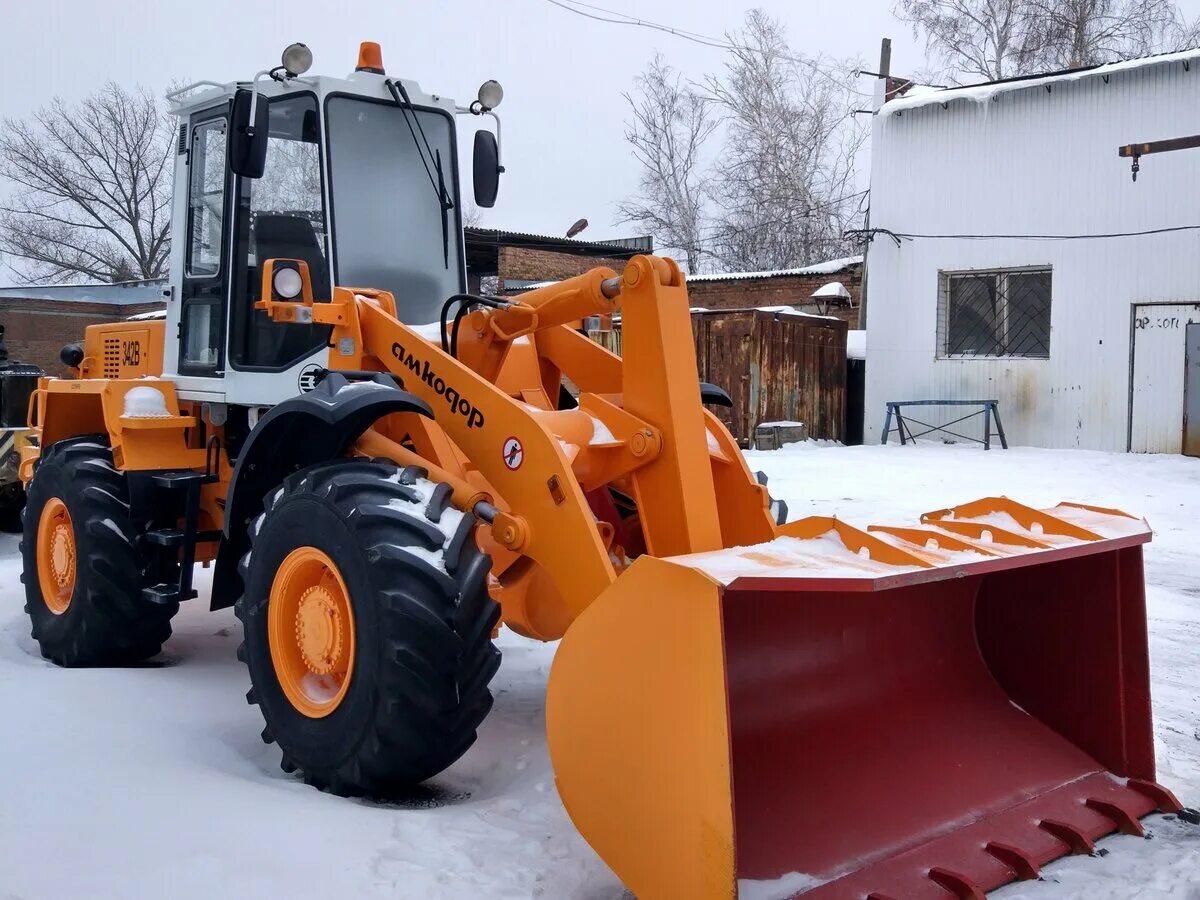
[164,42,503,407]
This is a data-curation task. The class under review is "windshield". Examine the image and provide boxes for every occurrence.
[325,96,464,324]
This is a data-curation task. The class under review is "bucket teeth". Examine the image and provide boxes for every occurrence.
[1127,777,1185,813]
[1038,819,1096,855]
[928,867,985,900]
[245,688,256,705]
[280,756,298,774]
[1086,797,1146,836]
[983,842,1040,881]
[260,726,274,745]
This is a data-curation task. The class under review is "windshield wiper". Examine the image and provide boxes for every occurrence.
[385,79,454,268]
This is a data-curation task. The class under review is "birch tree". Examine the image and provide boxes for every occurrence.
[0,82,173,284]
[895,0,1031,80]
[704,10,866,271]
[897,0,1196,83]
[1022,0,1184,68]
[615,55,716,273]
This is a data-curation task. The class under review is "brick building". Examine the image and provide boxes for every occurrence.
[0,230,652,375]
[684,256,863,326]
[464,227,653,294]
[0,280,166,376]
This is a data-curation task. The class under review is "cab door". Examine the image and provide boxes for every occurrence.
[178,113,231,377]
[222,92,332,406]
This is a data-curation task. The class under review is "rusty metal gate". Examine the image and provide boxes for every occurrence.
[691,309,847,444]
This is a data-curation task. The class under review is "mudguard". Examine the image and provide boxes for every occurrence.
[211,373,433,610]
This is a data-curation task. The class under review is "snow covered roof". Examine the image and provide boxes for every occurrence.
[686,256,862,283]
[464,227,652,256]
[0,278,168,305]
[811,281,851,300]
[883,47,1200,117]
[692,305,841,321]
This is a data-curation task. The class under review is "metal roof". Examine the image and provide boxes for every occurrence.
[0,279,168,305]
[884,47,1200,116]
[685,256,863,284]
[464,227,652,274]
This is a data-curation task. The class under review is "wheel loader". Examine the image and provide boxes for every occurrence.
[18,41,1190,899]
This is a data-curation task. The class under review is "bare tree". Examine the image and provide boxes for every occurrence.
[1022,0,1184,68]
[895,0,1031,80]
[898,0,1195,83]
[0,82,173,284]
[616,55,717,274]
[461,203,484,229]
[704,10,866,271]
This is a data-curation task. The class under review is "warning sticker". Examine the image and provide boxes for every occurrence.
[502,437,524,471]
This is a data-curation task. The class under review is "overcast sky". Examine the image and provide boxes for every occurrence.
[0,0,1198,247]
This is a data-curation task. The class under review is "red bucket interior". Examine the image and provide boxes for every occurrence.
[722,546,1166,899]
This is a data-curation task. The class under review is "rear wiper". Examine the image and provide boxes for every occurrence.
[385,79,454,268]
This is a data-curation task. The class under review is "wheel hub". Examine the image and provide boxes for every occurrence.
[50,523,75,587]
[266,546,356,718]
[295,585,345,675]
[36,497,76,615]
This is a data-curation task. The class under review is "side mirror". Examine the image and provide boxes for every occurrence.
[473,130,501,209]
[230,89,269,179]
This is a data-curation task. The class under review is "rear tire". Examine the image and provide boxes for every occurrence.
[21,436,178,666]
[236,458,501,795]
[0,481,25,533]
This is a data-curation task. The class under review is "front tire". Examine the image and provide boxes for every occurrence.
[236,458,501,795]
[21,436,178,665]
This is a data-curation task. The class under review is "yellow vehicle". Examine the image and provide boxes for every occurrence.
[19,43,1189,899]
[0,326,44,532]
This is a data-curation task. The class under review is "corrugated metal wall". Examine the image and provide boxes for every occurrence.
[866,58,1200,451]
[692,310,847,443]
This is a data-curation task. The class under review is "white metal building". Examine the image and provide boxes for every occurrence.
[865,50,1200,454]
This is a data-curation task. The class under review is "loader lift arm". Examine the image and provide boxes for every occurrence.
[257,254,777,639]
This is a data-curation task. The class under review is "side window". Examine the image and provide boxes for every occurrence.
[186,122,227,277]
[938,267,1052,359]
[229,95,329,369]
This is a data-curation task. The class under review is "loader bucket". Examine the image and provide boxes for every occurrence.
[546,500,1182,899]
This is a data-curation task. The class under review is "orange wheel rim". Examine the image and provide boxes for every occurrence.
[37,497,75,615]
[268,547,356,718]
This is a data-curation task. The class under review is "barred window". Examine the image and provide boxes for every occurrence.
[937,268,1052,358]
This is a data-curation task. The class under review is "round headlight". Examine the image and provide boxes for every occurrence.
[282,42,313,76]
[274,266,304,299]
[477,79,504,111]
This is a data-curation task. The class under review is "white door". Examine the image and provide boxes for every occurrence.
[1186,323,1200,458]
[1129,303,1200,453]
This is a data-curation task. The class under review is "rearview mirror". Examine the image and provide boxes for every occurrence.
[473,130,501,209]
[230,89,269,179]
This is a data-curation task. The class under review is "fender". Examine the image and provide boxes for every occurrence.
[211,372,433,609]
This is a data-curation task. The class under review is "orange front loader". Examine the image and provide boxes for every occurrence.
[269,254,1184,897]
[23,253,1187,899]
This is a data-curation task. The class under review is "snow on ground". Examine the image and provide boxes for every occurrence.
[2,442,1199,898]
